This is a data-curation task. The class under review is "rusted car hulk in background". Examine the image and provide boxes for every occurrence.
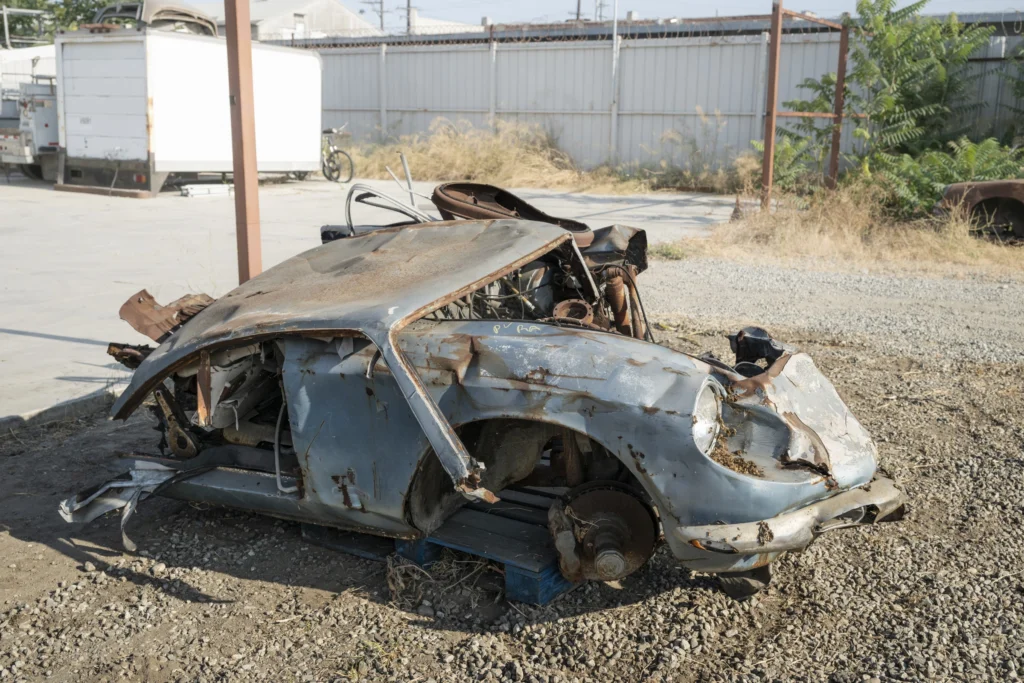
[935,179,1024,239]
[60,188,905,598]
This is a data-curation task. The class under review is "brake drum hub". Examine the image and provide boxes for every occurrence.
[548,482,658,582]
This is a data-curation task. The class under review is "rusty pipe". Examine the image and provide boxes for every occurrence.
[603,266,645,340]
[625,277,646,340]
[604,273,632,336]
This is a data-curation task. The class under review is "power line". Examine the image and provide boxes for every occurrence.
[360,0,385,31]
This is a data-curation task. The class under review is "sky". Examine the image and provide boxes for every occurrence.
[378,0,1024,31]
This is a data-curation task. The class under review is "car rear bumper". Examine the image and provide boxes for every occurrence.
[675,477,906,560]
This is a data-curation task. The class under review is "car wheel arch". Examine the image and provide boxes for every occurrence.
[404,416,657,535]
[972,197,1024,237]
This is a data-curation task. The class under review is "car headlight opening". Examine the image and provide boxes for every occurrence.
[692,383,722,455]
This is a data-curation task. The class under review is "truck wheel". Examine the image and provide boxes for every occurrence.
[19,164,43,181]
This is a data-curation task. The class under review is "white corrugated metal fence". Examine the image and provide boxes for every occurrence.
[320,34,1022,169]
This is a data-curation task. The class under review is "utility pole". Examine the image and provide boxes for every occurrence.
[223,0,262,283]
[575,0,581,22]
[406,0,412,34]
[362,0,384,31]
[594,0,606,22]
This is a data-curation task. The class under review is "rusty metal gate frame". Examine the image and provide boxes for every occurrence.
[761,0,859,209]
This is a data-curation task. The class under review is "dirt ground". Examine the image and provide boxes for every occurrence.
[2,325,1022,683]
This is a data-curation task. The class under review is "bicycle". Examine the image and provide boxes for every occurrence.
[321,125,354,183]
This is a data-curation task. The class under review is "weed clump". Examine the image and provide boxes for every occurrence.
[654,181,1023,276]
[350,119,646,194]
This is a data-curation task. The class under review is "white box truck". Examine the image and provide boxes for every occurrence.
[54,7,321,196]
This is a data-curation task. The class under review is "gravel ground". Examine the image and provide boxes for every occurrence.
[2,263,1023,683]
[643,257,1024,364]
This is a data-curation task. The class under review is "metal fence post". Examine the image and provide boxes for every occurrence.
[224,0,262,284]
[827,24,849,188]
[489,39,497,129]
[760,0,783,210]
[609,34,621,164]
[755,31,769,143]
[379,43,387,141]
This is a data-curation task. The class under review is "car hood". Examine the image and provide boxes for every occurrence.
[111,220,571,419]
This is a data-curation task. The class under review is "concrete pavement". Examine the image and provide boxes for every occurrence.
[0,176,732,424]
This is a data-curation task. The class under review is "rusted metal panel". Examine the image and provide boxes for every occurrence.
[939,179,1024,211]
[111,221,572,419]
[117,289,214,342]
[111,220,575,503]
[106,342,153,369]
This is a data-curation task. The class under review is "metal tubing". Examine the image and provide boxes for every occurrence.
[400,152,415,208]
[604,274,632,336]
[760,0,783,210]
[378,44,387,141]
[224,0,262,284]
[827,24,850,189]
[274,401,298,494]
[488,40,497,128]
[777,111,838,118]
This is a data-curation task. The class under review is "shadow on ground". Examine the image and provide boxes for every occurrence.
[0,407,716,635]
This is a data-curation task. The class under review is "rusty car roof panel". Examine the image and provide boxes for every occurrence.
[111,220,571,418]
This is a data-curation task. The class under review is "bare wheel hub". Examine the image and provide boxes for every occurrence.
[548,481,658,582]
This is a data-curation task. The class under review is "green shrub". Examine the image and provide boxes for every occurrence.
[763,0,1013,217]
[778,0,995,174]
[751,137,817,193]
[848,2,994,156]
[876,138,1024,217]
[1002,44,1024,141]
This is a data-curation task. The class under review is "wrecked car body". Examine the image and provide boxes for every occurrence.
[934,179,1024,239]
[61,189,905,595]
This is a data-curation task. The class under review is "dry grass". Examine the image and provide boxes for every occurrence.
[384,551,498,610]
[639,108,760,194]
[350,117,760,195]
[350,119,647,194]
[665,182,1024,278]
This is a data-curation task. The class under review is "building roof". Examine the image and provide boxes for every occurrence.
[197,0,376,31]
[274,10,1024,47]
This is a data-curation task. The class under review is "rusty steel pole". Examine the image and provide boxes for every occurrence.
[760,0,783,210]
[224,0,262,284]
[827,23,850,189]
